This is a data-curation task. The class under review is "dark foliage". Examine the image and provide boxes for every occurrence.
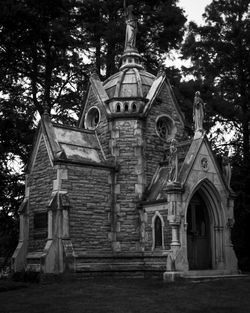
[182,0,250,269]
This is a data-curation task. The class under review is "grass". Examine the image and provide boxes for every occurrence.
[0,277,250,313]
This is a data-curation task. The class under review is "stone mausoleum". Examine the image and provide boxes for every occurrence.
[13,6,238,279]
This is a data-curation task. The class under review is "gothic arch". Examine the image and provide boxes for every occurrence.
[185,178,226,227]
[185,178,227,270]
[151,211,165,250]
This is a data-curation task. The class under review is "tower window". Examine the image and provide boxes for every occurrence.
[132,102,137,112]
[154,216,163,248]
[85,107,100,130]
[116,103,121,112]
[124,102,129,112]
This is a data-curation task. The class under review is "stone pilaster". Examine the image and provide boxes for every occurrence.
[12,175,30,271]
[165,182,184,272]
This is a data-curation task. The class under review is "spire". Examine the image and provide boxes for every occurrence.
[120,3,143,70]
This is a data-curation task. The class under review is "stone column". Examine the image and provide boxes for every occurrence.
[47,210,53,240]
[12,195,29,272]
[214,226,224,269]
[166,183,183,248]
[169,217,181,248]
[62,208,69,239]
[165,182,184,276]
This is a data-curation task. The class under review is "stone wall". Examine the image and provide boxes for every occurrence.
[111,118,144,252]
[61,164,113,254]
[144,83,186,186]
[27,136,56,252]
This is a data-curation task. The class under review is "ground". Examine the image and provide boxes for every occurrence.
[0,277,250,313]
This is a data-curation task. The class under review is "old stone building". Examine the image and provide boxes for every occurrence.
[13,6,238,279]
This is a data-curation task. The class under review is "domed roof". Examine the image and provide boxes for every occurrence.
[103,67,155,99]
[103,5,156,101]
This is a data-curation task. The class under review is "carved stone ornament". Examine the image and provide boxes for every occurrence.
[201,157,208,171]
[227,218,234,229]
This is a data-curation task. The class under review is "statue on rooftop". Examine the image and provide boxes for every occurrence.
[124,3,137,49]
[193,91,204,133]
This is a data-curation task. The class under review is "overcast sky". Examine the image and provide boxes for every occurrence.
[165,0,213,68]
[179,0,212,25]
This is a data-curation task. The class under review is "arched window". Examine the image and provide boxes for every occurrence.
[132,102,137,112]
[116,103,121,112]
[124,102,129,112]
[154,216,163,248]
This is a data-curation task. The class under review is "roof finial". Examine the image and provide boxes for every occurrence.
[124,3,137,51]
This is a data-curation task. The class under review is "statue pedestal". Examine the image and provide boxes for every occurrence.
[163,271,183,282]
[194,130,204,139]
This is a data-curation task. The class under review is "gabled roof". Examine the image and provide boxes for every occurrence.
[78,74,110,128]
[178,134,232,193]
[143,73,185,127]
[53,124,105,164]
[27,113,114,173]
[145,134,234,202]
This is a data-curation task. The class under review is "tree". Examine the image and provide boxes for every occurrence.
[181,0,250,269]
[78,0,186,77]
[0,0,88,260]
[0,0,88,120]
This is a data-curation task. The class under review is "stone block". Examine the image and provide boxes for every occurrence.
[135,184,143,194]
[163,271,183,282]
[114,184,120,194]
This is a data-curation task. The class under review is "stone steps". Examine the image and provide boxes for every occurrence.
[183,270,249,281]
[74,254,166,274]
[26,251,43,272]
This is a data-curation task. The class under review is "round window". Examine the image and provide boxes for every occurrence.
[85,107,100,130]
[156,115,176,141]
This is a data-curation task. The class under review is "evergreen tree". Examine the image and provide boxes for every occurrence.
[78,0,186,77]
[0,0,87,259]
[0,0,87,119]
[182,0,250,269]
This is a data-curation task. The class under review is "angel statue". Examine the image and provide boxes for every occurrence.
[193,91,204,132]
[124,2,137,49]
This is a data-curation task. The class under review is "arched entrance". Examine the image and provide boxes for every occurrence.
[187,192,212,270]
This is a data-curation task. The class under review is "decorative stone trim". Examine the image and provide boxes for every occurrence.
[201,157,209,171]
[155,114,177,142]
[84,106,101,130]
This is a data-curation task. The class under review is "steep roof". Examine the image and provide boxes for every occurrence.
[145,134,234,202]
[103,68,156,99]
[53,124,105,164]
[27,113,114,173]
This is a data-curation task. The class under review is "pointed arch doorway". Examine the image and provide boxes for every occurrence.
[187,192,212,270]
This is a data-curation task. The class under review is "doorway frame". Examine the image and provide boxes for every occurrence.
[184,178,226,271]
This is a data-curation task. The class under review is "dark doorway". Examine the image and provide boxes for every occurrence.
[187,193,212,270]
